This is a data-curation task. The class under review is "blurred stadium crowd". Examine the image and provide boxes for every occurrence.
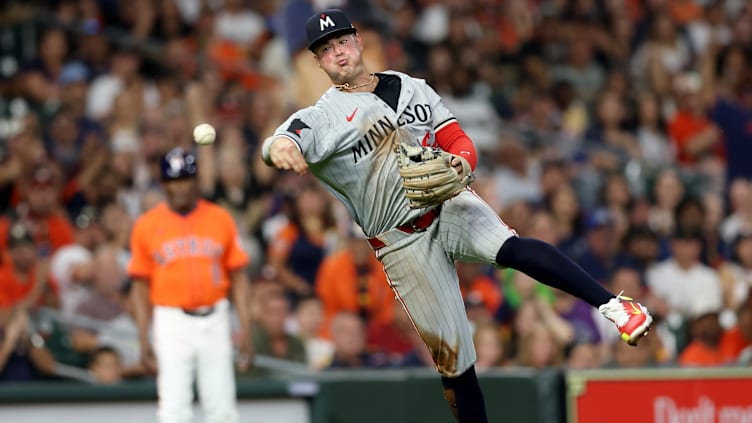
[1,0,752,385]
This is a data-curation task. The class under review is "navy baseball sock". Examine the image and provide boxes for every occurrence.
[441,366,488,423]
[495,237,613,307]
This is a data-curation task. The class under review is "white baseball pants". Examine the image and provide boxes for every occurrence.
[153,299,238,423]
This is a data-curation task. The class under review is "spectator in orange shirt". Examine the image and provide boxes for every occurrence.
[315,229,394,339]
[667,72,725,168]
[719,301,752,363]
[0,163,75,257]
[678,299,727,366]
[457,261,502,318]
[0,222,53,310]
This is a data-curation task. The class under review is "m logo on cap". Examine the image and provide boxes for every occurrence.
[305,9,356,51]
[319,14,335,31]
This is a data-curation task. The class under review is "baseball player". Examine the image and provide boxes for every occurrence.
[262,9,653,422]
[128,147,253,423]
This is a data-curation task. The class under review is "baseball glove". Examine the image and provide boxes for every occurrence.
[396,143,474,209]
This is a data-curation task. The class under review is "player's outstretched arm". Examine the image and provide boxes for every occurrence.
[262,136,308,174]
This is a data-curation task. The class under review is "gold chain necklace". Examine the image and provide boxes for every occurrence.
[334,73,376,91]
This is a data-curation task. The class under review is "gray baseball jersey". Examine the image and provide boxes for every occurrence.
[264,70,517,376]
[266,70,453,237]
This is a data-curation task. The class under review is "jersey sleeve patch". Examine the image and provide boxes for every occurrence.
[286,118,310,137]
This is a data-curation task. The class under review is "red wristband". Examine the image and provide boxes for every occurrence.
[435,121,477,170]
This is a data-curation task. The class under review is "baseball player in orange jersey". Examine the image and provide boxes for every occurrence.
[129,147,253,423]
[263,9,653,422]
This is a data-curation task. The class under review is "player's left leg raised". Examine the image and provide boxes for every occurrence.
[495,236,653,345]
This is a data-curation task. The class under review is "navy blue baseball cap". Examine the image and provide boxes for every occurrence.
[160,147,197,181]
[584,208,613,231]
[59,61,90,85]
[305,9,357,51]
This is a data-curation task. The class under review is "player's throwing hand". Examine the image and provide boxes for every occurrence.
[269,138,308,174]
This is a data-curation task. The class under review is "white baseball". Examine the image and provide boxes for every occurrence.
[193,123,216,145]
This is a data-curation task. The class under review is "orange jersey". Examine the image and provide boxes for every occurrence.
[128,200,249,309]
[315,248,394,339]
[0,253,37,308]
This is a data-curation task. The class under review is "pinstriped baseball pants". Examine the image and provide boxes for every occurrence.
[374,190,516,377]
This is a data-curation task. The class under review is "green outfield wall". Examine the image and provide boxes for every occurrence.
[0,368,563,423]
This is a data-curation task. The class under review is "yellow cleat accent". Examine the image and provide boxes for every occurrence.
[621,333,630,342]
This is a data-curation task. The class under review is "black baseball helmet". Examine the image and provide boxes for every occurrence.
[305,9,357,51]
[160,147,197,181]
